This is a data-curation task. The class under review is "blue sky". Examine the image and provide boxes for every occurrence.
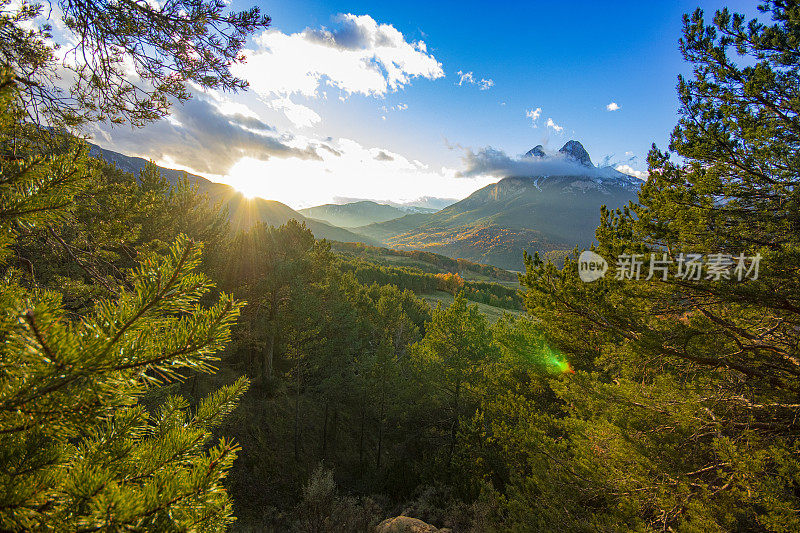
[90,0,758,208]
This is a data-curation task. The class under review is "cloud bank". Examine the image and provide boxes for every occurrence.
[91,95,322,175]
[90,91,497,208]
[615,164,648,179]
[223,139,496,208]
[267,97,322,128]
[458,146,630,179]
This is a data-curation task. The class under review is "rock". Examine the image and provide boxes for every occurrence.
[558,140,593,167]
[375,515,448,533]
[524,144,546,158]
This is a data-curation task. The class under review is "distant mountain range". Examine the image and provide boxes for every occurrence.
[88,144,379,245]
[349,140,641,270]
[331,196,456,211]
[299,201,415,228]
[89,139,642,271]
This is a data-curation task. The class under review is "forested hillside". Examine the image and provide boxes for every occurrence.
[2,1,800,532]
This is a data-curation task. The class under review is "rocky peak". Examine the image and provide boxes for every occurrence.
[558,140,593,167]
[524,145,546,158]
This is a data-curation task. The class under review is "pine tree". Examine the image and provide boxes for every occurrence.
[1,68,249,531]
[1,0,271,126]
[513,2,800,530]
[412,293,496,471]
[222,220,321,380]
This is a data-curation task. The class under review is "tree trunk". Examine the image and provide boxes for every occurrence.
[265,289,279,378]
[376,418,384,470]
[265,327,275,378]
[330,408,338,461]
[247,321,257,379]
[321,402,329,461]
[294,359,301,462]
[376,384,387,470]
[448,380,461,468]
[358,405,366,467]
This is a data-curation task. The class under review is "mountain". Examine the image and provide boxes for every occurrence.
[351,140,641,270]
[558,139,593,166]
[332,197,452,213]
[392,197,455,211]
[394,204,441,214]
[524,145,546,158]
[88,144,378,245]
[350,213,432,243]
[299,201,408,228]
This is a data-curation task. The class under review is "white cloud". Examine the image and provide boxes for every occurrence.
[456,70,494,90]
[267,97,322,128]
[456,70,475,86]
[606,101,620,111]
[526,107,542,126]
[615,164,648,180]
[546,117,563,133]
[379,102,408,118]
[195,85,263,120]
[236,14,444,101]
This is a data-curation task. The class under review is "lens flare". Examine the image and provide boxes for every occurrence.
[528,343,574,374]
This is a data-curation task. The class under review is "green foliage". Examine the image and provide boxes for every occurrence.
[412,293,497,474]
[332,241,519,282]
[294,466,381,533]
[0,235,248,530]
[1,71,248,531]
[0,69,90,261]
[11,0,800,530]
[507,2,800,530]
[220,219,324,380]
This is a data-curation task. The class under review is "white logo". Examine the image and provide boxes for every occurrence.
[578,251,761,282]
[578,251,608,282]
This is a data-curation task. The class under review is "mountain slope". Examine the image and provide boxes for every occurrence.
[350,213,434,242]
[299,200,407,228]
[88,144,378,245]
[352,140,641,270]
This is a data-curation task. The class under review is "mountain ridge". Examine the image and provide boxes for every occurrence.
[88,143,378,245]
[298,200,409,228]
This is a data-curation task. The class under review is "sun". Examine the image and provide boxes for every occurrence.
[237,185,260,200]
[224,156,331,207]
[226,158,269,199]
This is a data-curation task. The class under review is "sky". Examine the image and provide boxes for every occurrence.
[86,0,758,209]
